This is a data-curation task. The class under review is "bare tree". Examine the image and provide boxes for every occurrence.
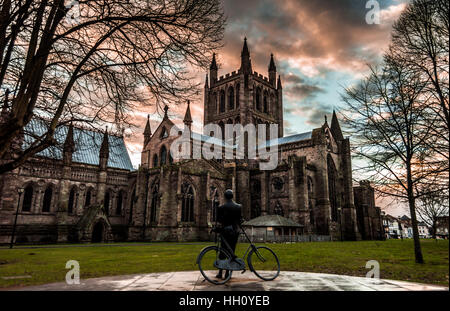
[390,0,449,185]
[342,53,433,263]
[342,0,449,264]
[0,0,225,174]
[416,190,449,239]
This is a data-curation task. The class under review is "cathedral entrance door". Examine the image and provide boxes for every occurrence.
[92,222,104,243]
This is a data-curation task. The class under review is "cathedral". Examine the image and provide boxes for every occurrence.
[0,39,384,244]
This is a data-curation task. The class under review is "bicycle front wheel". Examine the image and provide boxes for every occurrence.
[248,246,280,281]
[197,246,232,285]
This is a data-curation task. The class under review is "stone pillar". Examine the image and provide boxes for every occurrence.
[56,164,72,242]
[314,152,331,236]
[341,139,360,240]
[236,166,251,220]
[158,167,176,229]
[261,172,269,216]
[198,172,208,239]
[294,156,310,231]
[33,183,44,214]
[128,166,148,240]
[287,156,299,223]
[176,167,183,225]
[77,185,86,216]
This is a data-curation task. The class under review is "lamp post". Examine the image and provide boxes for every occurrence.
[10,187,24,249]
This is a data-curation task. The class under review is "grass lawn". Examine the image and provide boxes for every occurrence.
[0,239,448,289]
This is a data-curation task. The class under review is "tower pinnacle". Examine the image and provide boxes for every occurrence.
[269,54,277,86]
[240,37,252,75]
[183,100,193,126]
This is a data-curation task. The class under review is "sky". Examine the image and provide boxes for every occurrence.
[124,0,411,216]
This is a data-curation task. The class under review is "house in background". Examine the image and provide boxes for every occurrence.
[382,213,433,239]
[418,222,430,239]
[435,216,449,239]
[382,213,401,239]
[398,215,412,239]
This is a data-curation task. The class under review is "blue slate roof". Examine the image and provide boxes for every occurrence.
[190,130,312,150]
[259,131,312,148]
[191,132,235,148]
[23,119,134,171]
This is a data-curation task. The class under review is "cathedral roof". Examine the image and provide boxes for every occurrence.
[243,215,303,228]
[191,132,234,148]
[260,131,312,148]
[23,118,134,171]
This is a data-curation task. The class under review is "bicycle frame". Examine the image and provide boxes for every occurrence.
[213,225,262,271]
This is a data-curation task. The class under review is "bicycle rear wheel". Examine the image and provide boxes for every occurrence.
[197,246,232,285]
[248,246,280,281]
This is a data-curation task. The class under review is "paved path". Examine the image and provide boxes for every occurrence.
[15,271,448,291]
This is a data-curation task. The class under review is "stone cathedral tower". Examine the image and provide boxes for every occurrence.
[203,38,284,138]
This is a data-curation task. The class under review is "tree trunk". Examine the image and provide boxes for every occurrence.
[432,220,437,240]
[408,194,424,263]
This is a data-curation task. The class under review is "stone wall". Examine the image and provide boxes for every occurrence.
[0,156,132,244]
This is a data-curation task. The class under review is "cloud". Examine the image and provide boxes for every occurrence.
[306,102,333,127]
[285,84,325,100]
[125,0,408,168]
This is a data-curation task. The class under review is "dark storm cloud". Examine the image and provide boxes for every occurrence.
[283,73,305,84]
[128,0,407,167]
[220,0,405,75]
[306,102,333,127]
[285,84,325,100]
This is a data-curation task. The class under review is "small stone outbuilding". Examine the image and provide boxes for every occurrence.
[243,215,303,238]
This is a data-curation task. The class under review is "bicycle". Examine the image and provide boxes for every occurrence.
[196,225,280,285]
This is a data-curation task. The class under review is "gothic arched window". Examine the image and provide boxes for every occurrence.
[22,184,33,212]
[256,87,262,111]
[263,91,268,113]
[116,191,124,215]
[236,84,240,108]
[251,202,261,219]
[270,94,275,114]
[160,127,169,139]
[85,188,92,207]
[228,87,234,110]
[274,201,284,216]
[104,191,110,215]
[327,154,338,221]
[251,179,261,196]
[211,188,220,223]
[160,146,167,165]
[68,187,76,214]
[150,181,159,223]
[307,177,314,195]
[129,188,136,225]
[218,121,225,141]
[181,184,194,222]
[153,154,158,168]
[42,185,53,213]
[219,90,225,113]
